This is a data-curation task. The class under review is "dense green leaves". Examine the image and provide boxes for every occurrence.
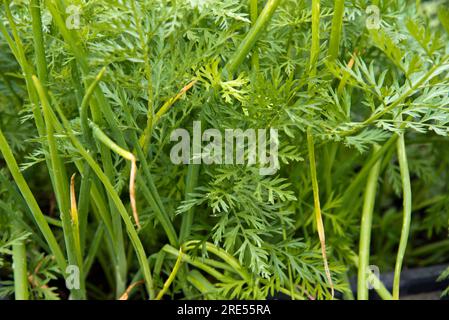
[1,0,449,300]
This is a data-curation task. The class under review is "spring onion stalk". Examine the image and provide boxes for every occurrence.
[307,128,334,298]
[1,1,45,136]
[30,0,48,85]
[179,164,200,243]
[223,0,282,77]
[249,0,260,70]
[357,145,381,300]
[393,131,412,300]
[52,103,155,299]
[163,243,305,300]
[351,255,392,300]
[70,174,83,268]
[119,102,178,246]
[90,122,140,229]
[12,224,29,300]
[155,247,184,300]
[0,129,67,273]
[309,0,320,78]
[32,76,86,299]
[328,0,345,60]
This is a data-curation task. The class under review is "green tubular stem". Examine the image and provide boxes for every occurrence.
[12,224,29,300]
[80,67,106,146]
[309,0,320,78]
[357,145,381,300]
[53,103,155,299]
[351,255,392,300]
[77,163,91,256]
[223,0,282,78]
[187,270,217,298]
[164,244,305,300]
[90,123,135,161]
[328,0,345,61]
[183,241,250,281]
[162,245,231,282]
[368,273,393,300]
[249,0,259,71]
[393,131,412,300]
[30,0,48,85]
[1,2,45,136]
[119,101,178,246]
[342,117,413,208]
[47,92,127,298]
[32,76,86,299]
[342,134,397,207]
[307,128,334,298]
[89,122,137,294]
[90,122,141,230]
[155,248,184,300]
[0,129,67,274]
[179,164,200,243]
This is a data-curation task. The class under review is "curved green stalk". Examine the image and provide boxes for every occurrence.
[30,0,48,85]
[179,164,200,243]
[328,0,345,60]
[12,224,29,300]
[223,0,282,78]
[119,101,178,246]
[307,128,334,298]
[309,0,320,78]
[80,67,106,146]
[351,255,392,300]
[32,76,86,299]
[155,247,184,300]
[90,122,140,229]
[393,131,412,300]
[357,145,381,300]
[249,0,259,71]
[53,103,155,299]
[0,130,67,273]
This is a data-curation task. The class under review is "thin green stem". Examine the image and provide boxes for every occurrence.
[223,0,282,77]
[53,103,155,299]
[80,67,106,146]
[155,247,184,300]
[249,0,259,71]
[12,223,29,300]
[32,75,86,299]
[328,0,345,60]
[179,164,200,243]
[0,129,67,273]
[90,122,140,228]
[357,145,381,300]
[30,0,48,85]
[309,0,320,78]
[393,130,412,300]
[351,255,392,300]
[306,128,334,298]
